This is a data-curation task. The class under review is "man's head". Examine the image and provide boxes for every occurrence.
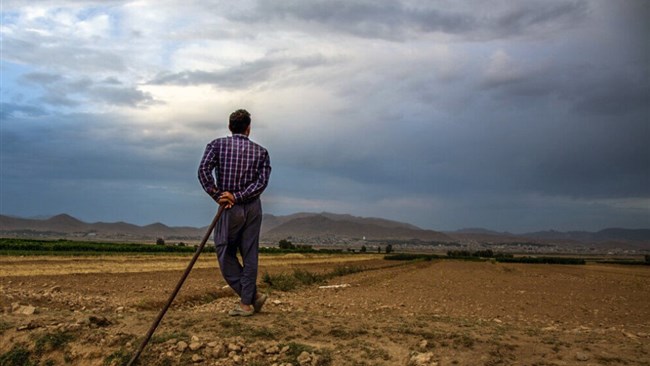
[229,109,251,135]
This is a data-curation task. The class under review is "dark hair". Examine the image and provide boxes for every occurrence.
[229,109,251,134]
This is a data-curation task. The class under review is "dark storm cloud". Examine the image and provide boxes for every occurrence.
[237,0,588,40]
[0,112,195,184]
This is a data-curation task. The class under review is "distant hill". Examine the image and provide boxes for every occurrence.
[0,212,450,243]
[0,214,204,241]
[1,213,648,250]
[261,213,451,242]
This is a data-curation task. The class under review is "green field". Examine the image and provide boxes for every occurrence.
[0,238,199,255]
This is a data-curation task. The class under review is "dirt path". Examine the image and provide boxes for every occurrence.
[1,255,649,365]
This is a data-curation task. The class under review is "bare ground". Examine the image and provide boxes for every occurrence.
[1,254,649,365]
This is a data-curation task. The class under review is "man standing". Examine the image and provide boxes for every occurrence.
[198,109,271,316]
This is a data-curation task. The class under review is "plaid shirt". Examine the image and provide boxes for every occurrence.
[198,134,271,203]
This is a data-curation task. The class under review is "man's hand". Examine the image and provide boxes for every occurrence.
[218,192,235,209]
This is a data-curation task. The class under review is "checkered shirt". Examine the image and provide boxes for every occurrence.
[198,134,271,203]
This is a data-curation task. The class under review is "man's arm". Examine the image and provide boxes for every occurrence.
[197,142,220,202]
[233,150,271,203]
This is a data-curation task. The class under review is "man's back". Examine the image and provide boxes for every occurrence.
[198,134,271,204]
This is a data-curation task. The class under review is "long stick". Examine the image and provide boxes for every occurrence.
[127,206,224,366]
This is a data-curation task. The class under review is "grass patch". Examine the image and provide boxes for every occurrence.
[263,265,365,291]
[103,348,132,366]
[0,238,201,255]
[384,253,440,261]
[292,269,327,285]
[33,330,75,355]
[496,256,585,265]
[329,265,363,277]
[0,344,36,366]
[263,272,299,291]
[0,320,12,335]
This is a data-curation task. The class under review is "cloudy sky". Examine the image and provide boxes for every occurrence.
[1,0,648,232]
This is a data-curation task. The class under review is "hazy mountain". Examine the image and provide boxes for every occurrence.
[0,214,204,241]
[1,213,648,249]
[0,212,448,242]
[261,213,452,242]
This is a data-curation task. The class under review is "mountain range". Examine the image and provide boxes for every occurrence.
[1,213,648,250]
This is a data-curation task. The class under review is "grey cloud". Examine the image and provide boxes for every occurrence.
[19,73,158,108]
[237,0,588,41]
[22,72,62,85]
[491,1,588,37]
[148,54,330,88]
[0,102,49,119]
[89,86,157,107]
[4,37,126,73]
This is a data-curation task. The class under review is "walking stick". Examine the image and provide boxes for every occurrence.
[127,206,225,366]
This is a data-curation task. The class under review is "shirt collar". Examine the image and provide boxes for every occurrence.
[232,134,249,140]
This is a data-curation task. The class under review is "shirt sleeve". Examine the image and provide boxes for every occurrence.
[198,142,221,202]
[233,149,271,203]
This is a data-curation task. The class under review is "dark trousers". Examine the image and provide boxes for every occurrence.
[214,199,262,306]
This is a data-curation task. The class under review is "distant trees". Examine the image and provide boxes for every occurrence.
[385,244,393,254]
[360,245,367,253]
[645,254,650,263]
[278,239,295,250]
[156,238,165,246]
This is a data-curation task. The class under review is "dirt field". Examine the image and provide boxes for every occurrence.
[1,253,649,365]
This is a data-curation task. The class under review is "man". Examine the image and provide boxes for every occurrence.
[198,109,271,317]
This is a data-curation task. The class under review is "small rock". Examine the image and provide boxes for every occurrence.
[88,315,112,327]
[207,341,219,348]
[189,342,203,351]
[176,341,188,352]
[266,345,280,354]
[409,352,437,366]
[212,345,227,358]
[418,340,428,350]
[115,306,124,313]
[16,321,41,331]
[280,346,290,354]
[49,286,62,293]
[297,351,311,366]
[19,305,37,315]
[622,331,638,339]
[232,355,242,363]
[575,352,590,361]
[191,335,200,342]
[228,343,242,352]
[191,354,205,363]
[272,300,282,305]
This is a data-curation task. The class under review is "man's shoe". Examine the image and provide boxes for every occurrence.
[254,294,268,313]
[228,305,254,317]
